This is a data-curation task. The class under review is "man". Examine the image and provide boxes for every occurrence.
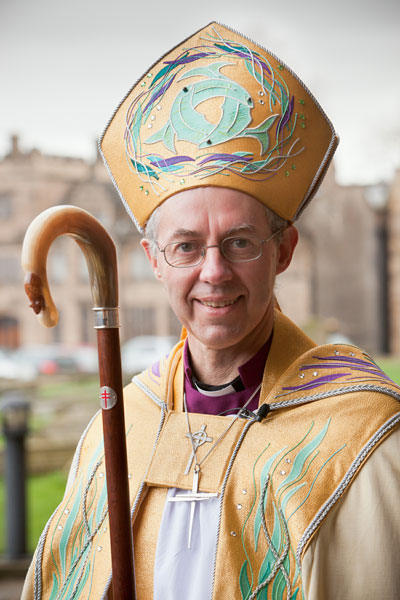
[23,22,400,599]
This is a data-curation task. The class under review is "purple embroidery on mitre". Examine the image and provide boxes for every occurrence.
[258,59,272,76]
[213,44,272,76]
[143,75,176,113]
[149,156,195,167]
[164,52,210,66]
[198,153,252,165]
[277,96,295,135]
[125,28,301,190]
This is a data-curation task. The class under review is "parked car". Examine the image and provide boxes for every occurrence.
[121,336,177,376]
[0,347,36,381]
[11,344,80,377]
[71,345,99,374]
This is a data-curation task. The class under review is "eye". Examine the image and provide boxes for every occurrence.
[176,241,199,254]
[163,240,202,266]
[226,237,251,250]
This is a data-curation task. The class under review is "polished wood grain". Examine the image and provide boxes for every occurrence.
[98,327,136,599]
[22,205,136,599]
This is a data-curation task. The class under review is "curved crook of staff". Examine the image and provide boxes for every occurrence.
[21,205,136,600]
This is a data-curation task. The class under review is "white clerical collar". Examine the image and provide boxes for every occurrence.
[192,380,238,397]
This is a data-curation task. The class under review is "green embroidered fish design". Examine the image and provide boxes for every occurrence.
[145,62,278,154]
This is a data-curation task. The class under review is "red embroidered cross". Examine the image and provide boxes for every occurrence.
[101,388,111,409]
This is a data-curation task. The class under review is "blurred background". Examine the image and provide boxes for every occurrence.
[1,0,399,596]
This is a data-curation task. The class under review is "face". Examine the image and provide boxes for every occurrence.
[141,187,297,358]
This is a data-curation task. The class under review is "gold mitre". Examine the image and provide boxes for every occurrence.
[100,22,339,231]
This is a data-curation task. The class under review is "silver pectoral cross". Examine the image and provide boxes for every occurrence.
[167,466,219,549]
[184,424,213,474]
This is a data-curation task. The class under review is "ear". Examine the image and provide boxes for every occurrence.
[140,238,163,281]
[275,225,298,276]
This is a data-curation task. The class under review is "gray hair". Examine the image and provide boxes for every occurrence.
[265,207,289,242]
[144,202,289,255]
[144,205,161,255]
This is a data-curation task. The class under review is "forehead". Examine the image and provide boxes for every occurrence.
[156,187,269,237]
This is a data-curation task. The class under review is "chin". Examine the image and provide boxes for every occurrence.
[190,325,246,351]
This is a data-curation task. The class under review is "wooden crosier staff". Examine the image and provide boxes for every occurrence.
[21,205,136,599]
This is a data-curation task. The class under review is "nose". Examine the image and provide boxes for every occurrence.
[198,245,233,284]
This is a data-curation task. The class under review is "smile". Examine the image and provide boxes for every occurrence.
[199,298,239,308]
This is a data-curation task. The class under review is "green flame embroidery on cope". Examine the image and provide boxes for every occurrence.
[239,419,346,600]
[124,26,304,196]
[46,438,109,600]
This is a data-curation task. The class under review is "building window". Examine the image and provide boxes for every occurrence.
[80,303,95,344]
[125,306,155,338]
[0,255,21,283]
[0,194,12,219]
[51,311,62,343]
[0,316,19,348]
[48,249,68,284]
[131,249,154,280]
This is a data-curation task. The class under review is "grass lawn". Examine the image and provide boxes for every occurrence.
[36,376,99,401]
[0,375,98,556]
[0,470,67,555]
[375,356,400,384]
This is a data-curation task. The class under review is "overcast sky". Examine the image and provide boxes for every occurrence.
[1,0,399,185]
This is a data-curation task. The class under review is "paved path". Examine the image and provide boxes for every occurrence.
[0,558,30,600]
[1,577,25,600]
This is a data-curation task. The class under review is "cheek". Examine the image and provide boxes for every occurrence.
[247,263,276,306]
[159,270,192,307]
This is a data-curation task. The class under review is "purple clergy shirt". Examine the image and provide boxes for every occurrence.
[184,338,271,416]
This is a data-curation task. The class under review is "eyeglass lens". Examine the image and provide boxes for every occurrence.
[164,235,264,267]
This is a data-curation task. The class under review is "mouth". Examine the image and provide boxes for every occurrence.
[198,297,239,308]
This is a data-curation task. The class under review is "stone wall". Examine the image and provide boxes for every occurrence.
[0,137,180,350]
[279,167,387,354]
[0,136,395,355]
[388,169,400,353]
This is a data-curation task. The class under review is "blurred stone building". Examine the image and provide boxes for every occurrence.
[0,136,181,349]
[278,167,390,354]
[388,168,400,353]
[0,135,397,355]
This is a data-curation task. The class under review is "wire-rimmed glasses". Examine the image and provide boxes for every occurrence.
[157,229,282,268]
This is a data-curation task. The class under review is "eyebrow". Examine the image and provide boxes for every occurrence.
[170,224,257,239]
[170,228,200,238]
[225,224,257,236]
